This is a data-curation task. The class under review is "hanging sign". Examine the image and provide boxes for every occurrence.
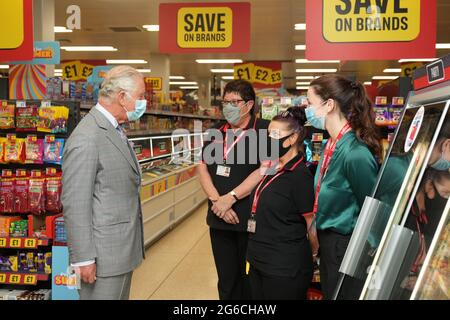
[0,0,34,62]
[306,0,436,61]
[61,61,94,81]
[145,77,163,91]
[9,41,61,65]
[160,2,251,53]
[233,62,283,88]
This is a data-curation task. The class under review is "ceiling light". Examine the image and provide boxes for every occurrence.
[296,86,309,90]
[295,45,306,50]
[296,59,340,64]
[211,69,234,73]
[54,26,73,33]
[364,82,373,85]
[372,76,399,80]
[62,46,118,52]
[196,59,243,64]
[398,58,436,63]
[294,23,306,30]
[169,76,185,80]
[222,76,235,80]
[169,81,198,85]
[296,76,316,80]
[137,69,151,73]
[436,43,450,49]
[180,86,199,89]
[106,59,148,64]
[296,82,311,85]
[54,69,62,73]
[143,25,159,32]
[0,65,9,69]
[383,68,402,73]
[296,69,337,73]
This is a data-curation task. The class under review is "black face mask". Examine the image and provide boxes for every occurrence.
[269,133,293,159]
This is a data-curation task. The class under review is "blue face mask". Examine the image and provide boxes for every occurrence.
[223,102,249,126]
[431,152,450,171]
[305,105,326,130]
[124,93,147,122]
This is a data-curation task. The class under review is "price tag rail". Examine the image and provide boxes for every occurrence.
[0,237,50,249]
[0,272,50,286]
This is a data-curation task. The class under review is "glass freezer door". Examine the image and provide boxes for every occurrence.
[335,101,449,300]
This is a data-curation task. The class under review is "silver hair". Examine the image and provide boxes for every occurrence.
[99,66,144,99]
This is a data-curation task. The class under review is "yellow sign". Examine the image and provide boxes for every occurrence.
[270,70,282,85]
[177,7,233,48]
[253,65,272,85]
[0,274,6,283]
[145,77,163,91]
[140,185,151,201]
[9,274,21,284]
[233,63,283,86]
[234,63,254,82]
[401,62,424,77]
[9,238,21,248]
[0,0,24,49]
[61,61,94,81]
[24,238,37,248]
[0,238,6,248]
[23,275,37,285]
[323,0,421,43]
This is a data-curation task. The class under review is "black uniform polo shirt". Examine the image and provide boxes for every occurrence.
[202,115,270,232]
[246,153,315,277]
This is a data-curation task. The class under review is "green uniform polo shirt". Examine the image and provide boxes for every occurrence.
[314,131,379,235]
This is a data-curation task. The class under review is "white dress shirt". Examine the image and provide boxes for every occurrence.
[71,103,119,268]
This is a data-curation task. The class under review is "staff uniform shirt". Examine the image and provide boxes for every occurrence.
[247,153,315,277]
[202,115,270,232]
[314,132,379,235]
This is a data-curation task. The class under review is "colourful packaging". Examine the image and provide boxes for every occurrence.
[29,170,46,215]
[37,106,69,134]
[16,105,39,131]
[14,170,29,214]
[0,216,21,237]
[0,137,6,163]
[0,102,15,130]
[45,168,62,213]
[44,136,64,164]
[0,170,15,214]
[4,135,26,163]
[44,253,52,274]
[25,135,44,164]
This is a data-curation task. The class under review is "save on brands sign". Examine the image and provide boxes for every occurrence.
[306,0,436,60]
[159,2,251,53]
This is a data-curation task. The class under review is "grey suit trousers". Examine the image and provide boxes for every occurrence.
[78,272,133,300]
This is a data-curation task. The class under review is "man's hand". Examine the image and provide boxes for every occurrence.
[76,263,97,284]
[222,209,240,225]
[211,194,236,217]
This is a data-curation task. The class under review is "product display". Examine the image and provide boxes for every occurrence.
[0,102,15,130]
[37,106,69,134]
[0,289,51,300]
[0,251,51,274]
[43,136,64,165]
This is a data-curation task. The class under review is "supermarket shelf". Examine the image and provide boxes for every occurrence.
[141,164,198,187]
[0,237,50,249]
[0,272,50,285]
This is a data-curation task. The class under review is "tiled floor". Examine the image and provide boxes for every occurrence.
[130,202,219,300]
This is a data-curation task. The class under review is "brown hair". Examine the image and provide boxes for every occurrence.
[272,107,307,151]
[310,74,382,159]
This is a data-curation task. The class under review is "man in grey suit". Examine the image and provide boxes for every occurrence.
[62,66,147,300]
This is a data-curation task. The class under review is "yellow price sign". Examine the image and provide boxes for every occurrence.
[0,274,6,283]
[61,61,82,81]
[177,7,233,48]
[9,238,21,248]
[24,238,37,249]
[0,0,24,49]
[23,275,37,285]
[270,70,282,85]
[80,63,94,79]
[145,77,163,91]
[0,238,6,248]
[253,65,272,85]
[323,0,421,43]
[234,63,254,81]
[9,274,22,284]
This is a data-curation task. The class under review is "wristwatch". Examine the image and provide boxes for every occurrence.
[229,190,239,201]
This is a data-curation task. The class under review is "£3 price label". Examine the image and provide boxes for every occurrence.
[270,70,282,85]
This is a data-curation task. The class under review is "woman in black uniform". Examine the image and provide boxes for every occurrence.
[247,107,316,300]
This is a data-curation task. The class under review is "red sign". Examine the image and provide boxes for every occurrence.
[0,0,34,62]
[306,0,436,61]
[159,2,251,53]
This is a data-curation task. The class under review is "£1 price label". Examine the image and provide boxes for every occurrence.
[0,274,6,283]
[9,274,21,284]
[0,238,6,248]
[24,275,37,285]
[24,238,37,249]
[234,63,254,81]
[9,238,21,248]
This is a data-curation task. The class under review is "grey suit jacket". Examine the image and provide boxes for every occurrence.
[62,107,145,277]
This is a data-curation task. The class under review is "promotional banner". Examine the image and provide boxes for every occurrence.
[233,62,282,89]
[52,246,79,300]
[9,64,47,99]
[9,41,61,65]
[159,2,251,53]
[306,0,436,60]
[145,77,163,91]
[0,0,34,62]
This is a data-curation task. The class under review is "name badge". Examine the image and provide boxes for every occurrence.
[216,165,231,177]
[247,217,256,234]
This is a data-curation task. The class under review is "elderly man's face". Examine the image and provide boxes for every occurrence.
[120,78,146,112]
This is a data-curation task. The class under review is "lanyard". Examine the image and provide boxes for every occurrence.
[313,123,352,215]
[251,157,304,215]
[222,118,257,160]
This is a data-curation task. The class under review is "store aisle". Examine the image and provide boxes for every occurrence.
[130,202,219,300]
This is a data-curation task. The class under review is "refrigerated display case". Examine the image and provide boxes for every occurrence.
[334,55,450,300]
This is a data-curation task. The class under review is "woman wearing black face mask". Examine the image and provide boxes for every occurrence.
[246,107,316,300]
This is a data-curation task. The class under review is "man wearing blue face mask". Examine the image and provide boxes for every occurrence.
[62,66,146,300]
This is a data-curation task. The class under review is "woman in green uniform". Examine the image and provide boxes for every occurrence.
[305,74,381,300]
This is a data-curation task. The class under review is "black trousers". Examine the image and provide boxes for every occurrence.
[249,266,312,300]
[210,228,250,300]
[317,229,351,300]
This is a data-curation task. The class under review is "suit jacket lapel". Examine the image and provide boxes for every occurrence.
[90,108,140,175]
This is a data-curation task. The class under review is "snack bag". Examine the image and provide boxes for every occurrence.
[45,168,62,213]
[0,102,15,129]
[44,136,64,165]
[14,170,29,214]
[0,170,15,214]
[29,170,46,215]
[4,135,26,163]
[37,107,55,133]
[25,135,44,164]
[16,105,39,131]
[0,137,6,164]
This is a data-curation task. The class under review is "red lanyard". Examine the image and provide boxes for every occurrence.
[251,157,304,215]
[222,118,257,160]
[313,123,352,215]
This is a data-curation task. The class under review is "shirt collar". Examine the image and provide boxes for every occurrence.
[95,103,119,129]
[283,153,305,172]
